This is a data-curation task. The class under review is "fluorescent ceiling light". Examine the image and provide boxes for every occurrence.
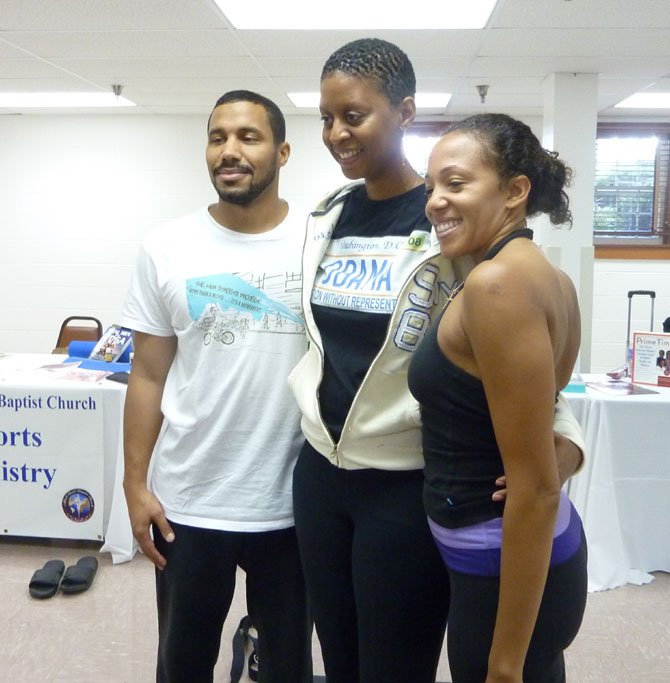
[287,92,321,108]
[214,0,497,29]
[288,92,451,110]
[0,92,136,108]
[615,93,670,109]
[415,93,452,109]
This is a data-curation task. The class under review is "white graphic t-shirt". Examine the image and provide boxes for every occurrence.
[122,205,306,531]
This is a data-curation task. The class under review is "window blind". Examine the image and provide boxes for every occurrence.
[594,123,670,242]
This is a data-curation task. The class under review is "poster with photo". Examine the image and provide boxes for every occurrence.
[631,332,670,387]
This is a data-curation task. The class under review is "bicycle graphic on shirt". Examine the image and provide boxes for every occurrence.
[198,305,250,346]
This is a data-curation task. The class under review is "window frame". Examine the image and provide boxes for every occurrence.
[594,122,670,257]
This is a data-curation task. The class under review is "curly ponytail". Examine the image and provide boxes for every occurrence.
[446,113,573,226]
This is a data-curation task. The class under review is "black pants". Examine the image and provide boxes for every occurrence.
[293,442,450,683]
[446,531,588,683]
[153,521,312,683]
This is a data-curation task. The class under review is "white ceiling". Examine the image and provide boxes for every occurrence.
[1,0,669,119]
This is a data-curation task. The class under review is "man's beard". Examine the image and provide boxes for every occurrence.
[213,163,277,206]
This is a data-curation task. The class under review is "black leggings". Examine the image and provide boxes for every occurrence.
[446,530,588,683]
[293,442,450,683]
[153,522,312,683]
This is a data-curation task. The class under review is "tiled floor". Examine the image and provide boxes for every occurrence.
[2,536,669,682]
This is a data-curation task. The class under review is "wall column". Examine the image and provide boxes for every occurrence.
[535,73,598,372]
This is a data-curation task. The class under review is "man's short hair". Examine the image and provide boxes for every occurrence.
[209,90,286,144]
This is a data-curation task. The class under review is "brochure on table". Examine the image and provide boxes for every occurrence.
[89,324,133,362]
[631,331,670,387]
[65,324,133,373]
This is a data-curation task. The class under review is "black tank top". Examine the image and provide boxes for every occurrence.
[407,228,533,528]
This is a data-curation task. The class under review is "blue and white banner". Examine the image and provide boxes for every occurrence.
[0,385,104,540]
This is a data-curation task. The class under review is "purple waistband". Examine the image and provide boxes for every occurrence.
[428,491,583,576]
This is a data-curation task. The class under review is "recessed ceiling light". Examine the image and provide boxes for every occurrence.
[288,92,451,110]
[214,0,497,29]
[615,93,670,109]
[0,92,136,108]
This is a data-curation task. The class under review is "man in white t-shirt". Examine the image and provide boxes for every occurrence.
[122,91,311,683]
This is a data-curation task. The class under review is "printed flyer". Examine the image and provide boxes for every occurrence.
[631,332,670,387]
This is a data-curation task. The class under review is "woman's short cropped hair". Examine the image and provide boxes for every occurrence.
[321,38,416,106]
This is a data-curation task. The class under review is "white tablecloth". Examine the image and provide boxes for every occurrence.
[564,376,670,591]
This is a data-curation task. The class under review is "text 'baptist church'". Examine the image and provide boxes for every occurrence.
[0,393,97,413]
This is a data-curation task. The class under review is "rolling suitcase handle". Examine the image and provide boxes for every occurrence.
[626,290,656,352]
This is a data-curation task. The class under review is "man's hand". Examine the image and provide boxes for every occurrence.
[491,433,583,502]
[122,332,177,569]
[124,483,174,569]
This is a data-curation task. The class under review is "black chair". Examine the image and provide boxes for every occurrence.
[54,316,104,353]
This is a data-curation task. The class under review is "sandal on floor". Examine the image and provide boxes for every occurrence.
[60,556,98,595]
[28,560,65,599]
[230,615,259,683]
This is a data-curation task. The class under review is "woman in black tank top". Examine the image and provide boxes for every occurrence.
[416,113,587,683]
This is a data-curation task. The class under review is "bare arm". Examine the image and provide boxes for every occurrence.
[492,400,584,502]
[463,265,561,683]
[123,331,177,569]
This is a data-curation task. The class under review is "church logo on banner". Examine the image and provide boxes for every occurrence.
[62,488,95,522]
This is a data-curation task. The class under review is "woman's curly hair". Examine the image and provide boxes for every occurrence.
[446,113,573,226]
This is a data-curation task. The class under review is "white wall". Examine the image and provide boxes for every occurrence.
[591,260,670,373]
[0,113,341,353]
[0,114,668,371]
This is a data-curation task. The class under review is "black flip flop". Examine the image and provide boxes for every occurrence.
[29,560,65,599]
[60,556,98,595]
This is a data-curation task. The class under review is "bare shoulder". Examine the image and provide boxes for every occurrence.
[460,241,576,348]
[461,245,544,314]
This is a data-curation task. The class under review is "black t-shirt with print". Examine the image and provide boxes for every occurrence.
[312,184,431,442]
